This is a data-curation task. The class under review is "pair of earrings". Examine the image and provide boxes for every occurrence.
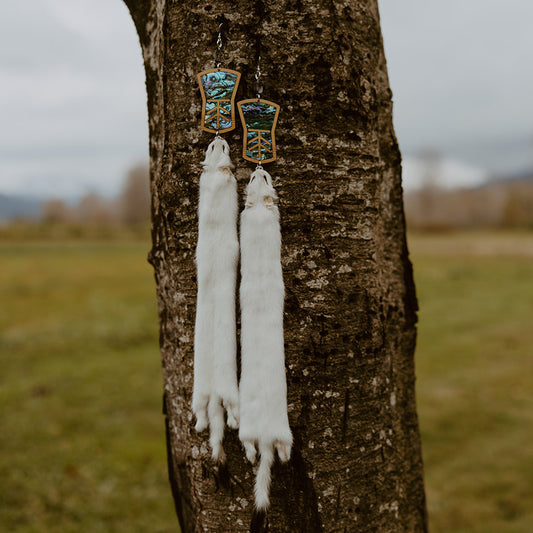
[197,64,279,164]
[191,32,291,511]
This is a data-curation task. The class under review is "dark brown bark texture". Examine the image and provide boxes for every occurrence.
[124,0,427,531]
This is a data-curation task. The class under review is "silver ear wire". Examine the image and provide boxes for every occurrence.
[215,22,223,68]
[255,55,263,99]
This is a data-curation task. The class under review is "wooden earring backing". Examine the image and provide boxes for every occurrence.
[197,68,241,134]
[237,98,280,164]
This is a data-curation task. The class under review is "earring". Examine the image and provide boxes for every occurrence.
[237,56,292,510]
[192,22,240,462]
[237,56,279,165]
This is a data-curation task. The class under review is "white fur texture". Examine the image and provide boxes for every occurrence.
[239,168,292,510]
[192,137,239,462]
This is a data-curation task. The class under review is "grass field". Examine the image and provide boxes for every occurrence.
[0,241,177,532]
[1,232,532,532]
[412,232,533,533]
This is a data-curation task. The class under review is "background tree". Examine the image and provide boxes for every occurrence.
[42,199,72,224]
[123,1,427,531]
[119,162,150,225]
[76,193,117,226]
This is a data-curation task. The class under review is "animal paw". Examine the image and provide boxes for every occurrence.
[275,440,292,463]
[243,441,257,464]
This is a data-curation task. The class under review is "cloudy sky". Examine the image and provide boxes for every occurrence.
[380,0,533,187]
[0,0,146,198]
[1,0,532,198]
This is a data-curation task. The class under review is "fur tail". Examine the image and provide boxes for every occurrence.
[255,442,275,511]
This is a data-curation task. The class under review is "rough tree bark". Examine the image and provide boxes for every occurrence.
[124,1,427,531]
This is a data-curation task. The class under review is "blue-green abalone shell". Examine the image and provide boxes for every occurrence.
[241,102,277,130]
[204,101,232,130]
[201,71,238,100]
[246,130,273,161]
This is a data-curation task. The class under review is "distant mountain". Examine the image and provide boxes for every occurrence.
[0,194,43,221]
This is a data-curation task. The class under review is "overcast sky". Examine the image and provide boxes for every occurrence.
[1,0,532,198]
[380,0,533,186]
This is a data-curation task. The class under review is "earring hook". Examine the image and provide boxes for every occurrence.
[215,22,224,68]
[255,55,263,100]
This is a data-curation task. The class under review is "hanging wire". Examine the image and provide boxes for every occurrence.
[215,22,223,68]
[254,55,263,100]
[254,54,264,167]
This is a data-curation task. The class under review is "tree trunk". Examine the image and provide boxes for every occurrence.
[124,1,427,531]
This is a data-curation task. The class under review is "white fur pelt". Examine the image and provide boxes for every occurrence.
[239,168,292,510]
[192,136,239,462]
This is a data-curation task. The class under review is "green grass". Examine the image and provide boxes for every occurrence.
[1,232,532,532]
[410,232,533,533]
[0,241,177,532]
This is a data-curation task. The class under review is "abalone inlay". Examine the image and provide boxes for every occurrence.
[197,69,240,134]
[238,99,280,164]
